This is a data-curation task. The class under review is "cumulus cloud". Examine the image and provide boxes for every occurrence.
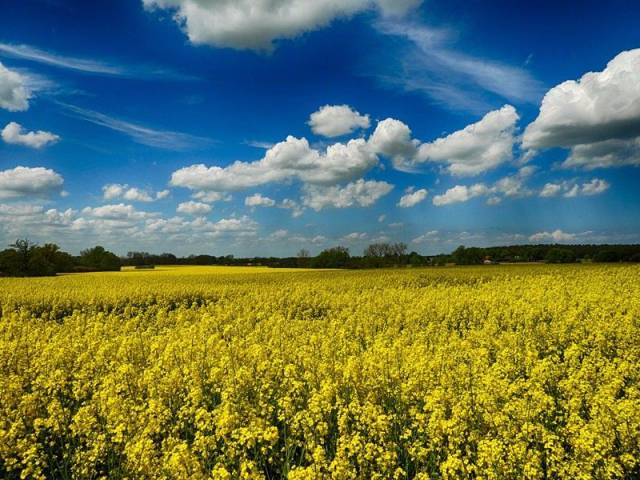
[176,200,212,215]
[146,215,257,238]
[0,62,31,111]
[308,104,370,137]
[432,184,489,206]
[432,167,534,206]
[416,105,519,175]
[367,118,420,170]
[102,183,169,202]
[171,135,378,192]
[342,232,368,241]
[368,105,519,175]
[192,191,230,203]
[143,0,420,51]
[539,178,610,198]
[81,203,155,221]
[302,179,393,210]
[539,183,563,198]
[279,198,304,217]
[1,122,59,148]
[0,166,64,199]
[245,193,276,207]
[562,137,640,169]
[523,49,640,169]
[529,229,577,243]
[0,205,77,239]
[398,188,428,207]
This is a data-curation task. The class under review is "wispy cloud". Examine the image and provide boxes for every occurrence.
[0,43,196,81]
[56,102,214,150]
[371,21,544,113]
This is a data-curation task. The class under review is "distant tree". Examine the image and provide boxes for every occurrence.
[593,249,621,263]
[296,248,311,267]
[312,246,350,268]
[452,245,484,265]
[30,243,74,276]
[158,253,177,265]
[0,240,73,276]
[10,239,35,274]
[0,248,20,276]
[363,242,408,267]
[80,246,121,271]
[545,248,577,264]
[408,251,424,266]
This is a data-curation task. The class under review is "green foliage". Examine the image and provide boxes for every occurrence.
[545,248,577,264]
[79,246,121,272]
[0,240,75,277]
[452,245,485,265]
[311,246,350,268]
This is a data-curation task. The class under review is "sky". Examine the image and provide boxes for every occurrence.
[0,0,639,257]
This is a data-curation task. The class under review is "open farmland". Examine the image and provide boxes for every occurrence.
[1,265,639,479]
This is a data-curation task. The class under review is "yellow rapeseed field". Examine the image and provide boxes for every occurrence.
[1,265,639,479]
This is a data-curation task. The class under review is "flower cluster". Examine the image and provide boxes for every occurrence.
[1,265,639,479]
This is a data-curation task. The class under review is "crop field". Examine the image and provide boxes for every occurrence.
[1,265,639,479]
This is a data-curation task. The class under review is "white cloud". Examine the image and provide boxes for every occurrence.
[245,193,276,207]
[269,229,289,240]
[308,104,370,137]
[411,230,439,244]
[368,105,519,175]
[522,49,640,169]
[367,118,420,171]
[0,205,77,238]
[432,167,534,206]
[1,122,59,148]
[539,183,563,198]
[58,102,212,150]
[529,229,577,243]
[0,43,123,76]
[0,166,64,199]
[373,21,543,113]
[538,178,610,198]
[398,188,428,207]
[192,191,230,203]
[562,137,640,169]
[102,183,169,202]
[580,178,610,196]
[143,0,420,51]
[171,135,378,192]
[176,200,212,215]
[415,105,519,176]
[302,179,393,210]
[0,42,194,81]
[143,215,258,239]
[81,203,154,221]
[279,198,304,217]
[342,232,368,241]
[0,61,31,111]
[432,184,489,206]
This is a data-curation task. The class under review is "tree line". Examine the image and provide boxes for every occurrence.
[0,240,120,277]
[1,239,640,277]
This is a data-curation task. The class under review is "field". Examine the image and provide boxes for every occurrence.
[1,265,639,479]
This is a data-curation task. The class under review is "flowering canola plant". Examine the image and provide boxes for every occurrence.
[0,264,639,479]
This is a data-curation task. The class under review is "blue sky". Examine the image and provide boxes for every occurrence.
[0,0,639,256]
